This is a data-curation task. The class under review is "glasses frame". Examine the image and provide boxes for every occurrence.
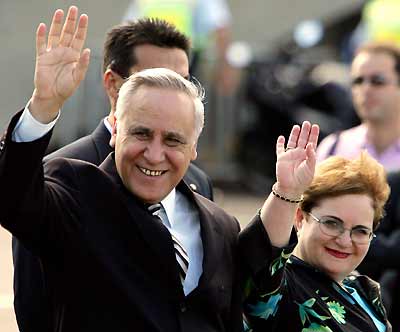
[307,212,376,244]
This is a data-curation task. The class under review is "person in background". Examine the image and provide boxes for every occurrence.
[316,42,400,172]
[317,41,400,330]
[122,0,239,95]
[11,12,213,332]
[240,122,391,331]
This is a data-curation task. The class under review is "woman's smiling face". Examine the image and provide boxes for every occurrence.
[293,194,375,282]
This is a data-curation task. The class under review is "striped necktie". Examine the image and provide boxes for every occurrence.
[147,203,189,285]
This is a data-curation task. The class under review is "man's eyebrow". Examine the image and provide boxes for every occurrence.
[127,125,151,133]
[164,131,187,142]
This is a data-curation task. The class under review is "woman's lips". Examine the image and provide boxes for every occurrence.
[326,248,350,259]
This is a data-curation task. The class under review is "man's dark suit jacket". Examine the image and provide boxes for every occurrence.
[1,113,242,332]
[11,120,215,332]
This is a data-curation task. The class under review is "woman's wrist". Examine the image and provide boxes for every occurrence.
[271,182,304,203]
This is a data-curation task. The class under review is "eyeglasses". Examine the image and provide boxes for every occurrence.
[307,212,375,244]
[351,74,391,87]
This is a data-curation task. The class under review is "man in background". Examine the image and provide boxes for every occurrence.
[316,42,400,171]
[122,0,239,95]
[317,41,400,330]
[12,15,213,332]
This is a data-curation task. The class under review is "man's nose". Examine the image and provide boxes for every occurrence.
[357,81,375,93]
[143,139,165,163]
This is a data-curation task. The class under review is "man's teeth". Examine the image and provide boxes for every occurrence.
[140,167,163,176]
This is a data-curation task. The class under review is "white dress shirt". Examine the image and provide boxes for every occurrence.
[160,190,203,295]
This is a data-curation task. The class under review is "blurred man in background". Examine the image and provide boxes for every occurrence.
[122,0,239,96]
[316,42,400,171]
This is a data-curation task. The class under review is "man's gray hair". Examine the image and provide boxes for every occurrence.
[116,68,205,140]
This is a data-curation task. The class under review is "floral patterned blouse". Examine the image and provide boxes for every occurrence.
[239,216,391,332]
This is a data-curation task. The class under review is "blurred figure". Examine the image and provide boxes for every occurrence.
[317,40,400,330]
[357,169,400,330]
[122,0,240,95]
[317,42,400,172]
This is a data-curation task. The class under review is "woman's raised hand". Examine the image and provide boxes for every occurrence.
[275,121,319,196]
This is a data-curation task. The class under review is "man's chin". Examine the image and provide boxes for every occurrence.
[132,187,170,204]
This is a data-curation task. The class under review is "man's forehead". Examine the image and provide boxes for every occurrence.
[130,44,189,77]
[120,90,193,130]
[352,51,396,71]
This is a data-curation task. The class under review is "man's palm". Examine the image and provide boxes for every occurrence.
[35,46,83,103]
[30,6,90,123]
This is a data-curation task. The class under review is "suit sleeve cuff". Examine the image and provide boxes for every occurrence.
[12,102,60,142]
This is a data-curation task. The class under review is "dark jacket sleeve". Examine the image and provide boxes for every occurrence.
[3,112,58,332]
[0,112,79,256]
[238,215,297,330]
[0,111,52,239]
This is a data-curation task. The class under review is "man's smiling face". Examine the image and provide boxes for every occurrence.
[113,85,197,203]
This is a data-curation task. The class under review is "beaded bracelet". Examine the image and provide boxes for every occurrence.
[271,183,304,204]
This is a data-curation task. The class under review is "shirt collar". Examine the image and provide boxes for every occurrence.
[161,189,176,226]
[103,117,113,134]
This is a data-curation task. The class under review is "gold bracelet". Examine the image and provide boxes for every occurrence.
[271,183,304,203]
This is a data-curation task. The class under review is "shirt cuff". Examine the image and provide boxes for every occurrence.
[12,103,60,142]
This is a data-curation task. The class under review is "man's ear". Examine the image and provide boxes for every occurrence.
[294,208,305,232]
[104,70,122,109]
[110,116,117,148]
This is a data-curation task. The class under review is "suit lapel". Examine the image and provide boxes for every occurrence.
[98,160,224,290]
[100,155,180,285]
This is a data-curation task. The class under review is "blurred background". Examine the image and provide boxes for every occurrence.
[0,0,367,330]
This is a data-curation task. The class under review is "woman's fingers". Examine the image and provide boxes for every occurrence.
[308,124,320,149]
[296,121,312,149]
[286,125,301,149]
[286,122,319,151]
[276,135,286,156]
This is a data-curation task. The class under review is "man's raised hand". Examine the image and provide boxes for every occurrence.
[30,6,90,123]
